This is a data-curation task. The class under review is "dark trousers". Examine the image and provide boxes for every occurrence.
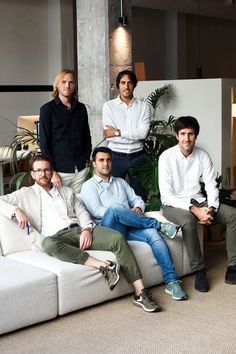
[163,203,236,271]
[112,151,147,200]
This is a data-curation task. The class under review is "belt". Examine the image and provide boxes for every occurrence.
[61,223,79,231]
[112,150,144,158]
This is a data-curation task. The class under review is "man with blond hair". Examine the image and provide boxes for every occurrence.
[39,69,91,194]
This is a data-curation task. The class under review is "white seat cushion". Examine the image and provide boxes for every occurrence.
[7,250,122,315]
[0,214,31,255]
[0,257,57,335]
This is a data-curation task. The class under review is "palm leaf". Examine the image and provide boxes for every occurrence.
[8,127,38,174]
[148,115,176,134]
[8,172,32,192]
[129,113,177,211]
[9,126,38,150]
[147,84,174,113]
[145,196,162,212]
[129,85,177,211]
[129,158,161,211]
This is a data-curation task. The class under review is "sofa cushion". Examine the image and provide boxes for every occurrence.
[7,231,184,317]
[0,214,32,255]
[7,249,124,315]
[0,210,174,256]
[0,214,45,255]
[0,257,57,335]
[8,242,174,316]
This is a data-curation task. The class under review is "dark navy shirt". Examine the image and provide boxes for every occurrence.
[39,96,92,173]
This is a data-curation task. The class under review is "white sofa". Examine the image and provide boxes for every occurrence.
[0,211,202,335]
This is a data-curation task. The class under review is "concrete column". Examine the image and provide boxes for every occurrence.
[76,0,132,147]
[76,0,110,147]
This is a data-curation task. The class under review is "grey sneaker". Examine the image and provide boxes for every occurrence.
[99,261,120,291]
[160,222,180,239]
[133,289,162,313]
[165,280,188,300]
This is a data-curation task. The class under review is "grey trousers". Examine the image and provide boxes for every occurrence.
[42,225,142,284]
[163,203,236,271]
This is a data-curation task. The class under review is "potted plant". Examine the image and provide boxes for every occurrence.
[129,84,177,211]
[6,126,39,191]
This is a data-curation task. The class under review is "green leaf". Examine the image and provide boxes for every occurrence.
[8,172,31,192]
[129,85,179,211]
[145,196,162,212]
[7,127,39,174]
[146,84,175,114]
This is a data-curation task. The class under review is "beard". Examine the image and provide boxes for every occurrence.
[36,177,52,189]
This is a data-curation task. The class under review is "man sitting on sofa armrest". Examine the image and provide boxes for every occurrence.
[158,116,236,292]
[0,154,161,313]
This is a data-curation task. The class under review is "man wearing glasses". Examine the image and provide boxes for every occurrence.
[0,154,161,313]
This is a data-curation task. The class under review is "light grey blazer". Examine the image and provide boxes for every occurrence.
[0,184,94,233]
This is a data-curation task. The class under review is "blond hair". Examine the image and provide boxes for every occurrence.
[52,69,78,100]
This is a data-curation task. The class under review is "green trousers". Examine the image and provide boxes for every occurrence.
[42,225,142,284]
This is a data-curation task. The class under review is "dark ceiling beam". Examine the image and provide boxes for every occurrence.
[0,85,53,92]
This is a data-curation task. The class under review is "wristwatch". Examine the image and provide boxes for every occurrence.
[114,130,120,136]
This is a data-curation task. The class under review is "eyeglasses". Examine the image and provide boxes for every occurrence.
[32,168,52,175]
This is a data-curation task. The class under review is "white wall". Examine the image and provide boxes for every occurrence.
[135,79,236,184]
[0,0,62,146]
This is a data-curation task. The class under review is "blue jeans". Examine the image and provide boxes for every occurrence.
[101,203,178,283]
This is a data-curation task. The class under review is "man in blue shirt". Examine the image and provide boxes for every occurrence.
[80,146,188,301]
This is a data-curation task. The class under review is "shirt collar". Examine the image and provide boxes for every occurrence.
[34,182,57,195]
[54,96,76,108]
[93,174,114,184]
[115,95,137,106]
[55,96,62,106]
[176,144,196,160]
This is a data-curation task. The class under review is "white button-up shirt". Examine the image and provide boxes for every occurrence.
[158,145,219,210]
[39,185,77,236]
[102,96,151,153]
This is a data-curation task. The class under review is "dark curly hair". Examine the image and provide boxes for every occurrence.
[116,70,138,89]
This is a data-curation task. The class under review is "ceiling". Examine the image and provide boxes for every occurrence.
[131,0,236,21]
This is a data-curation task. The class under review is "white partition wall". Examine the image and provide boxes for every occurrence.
[0,0,65,147]
[135,79,236,186]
